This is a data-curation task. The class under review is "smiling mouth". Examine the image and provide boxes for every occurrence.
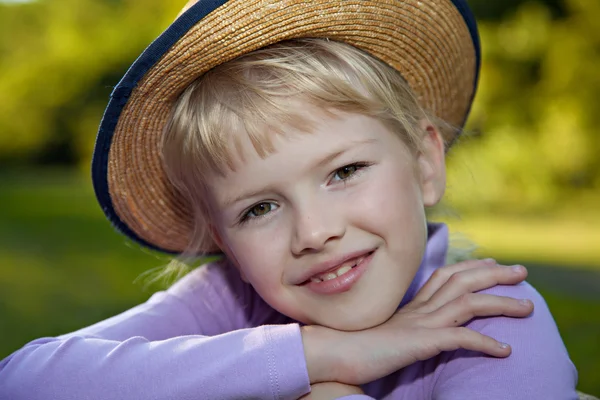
[307,251,374,283]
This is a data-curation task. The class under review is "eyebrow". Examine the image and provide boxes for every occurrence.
[222,138,377,209]
[313,138,377,169]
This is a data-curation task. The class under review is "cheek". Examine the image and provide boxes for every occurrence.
[351,165,425,232]
[349,164,428,274]
[225,230,288,289]
[227,233,305,320]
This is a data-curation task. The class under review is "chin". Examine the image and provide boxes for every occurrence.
[316,301,400,332]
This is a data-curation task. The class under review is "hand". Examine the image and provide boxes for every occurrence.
[302,259,534,385]
[299,382,364,399]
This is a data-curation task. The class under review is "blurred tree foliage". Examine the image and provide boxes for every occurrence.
[0,0,598,214]
[0,0,181,165]
[448,0,600,214]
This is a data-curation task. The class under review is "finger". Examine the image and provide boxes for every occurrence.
[432,327,513,359]
[411,258,497,305]
[422,264,528,312]
[423,293,534,328]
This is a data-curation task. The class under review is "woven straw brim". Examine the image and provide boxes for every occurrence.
[106,0,476,254]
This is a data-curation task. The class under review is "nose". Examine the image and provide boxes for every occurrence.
[291,198,345,255]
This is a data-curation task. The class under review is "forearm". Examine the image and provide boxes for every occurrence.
[0,325,309,400]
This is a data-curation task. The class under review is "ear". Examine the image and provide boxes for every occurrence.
[208,222,250,283]
[416,120,447,207]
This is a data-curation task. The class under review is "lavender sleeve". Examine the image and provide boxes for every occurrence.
[431,282,578,400]
[0,263,311,400]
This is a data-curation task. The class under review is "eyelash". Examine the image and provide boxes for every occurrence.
[329,162,370,184]
[238,202,278,225]
[238,162,371,225]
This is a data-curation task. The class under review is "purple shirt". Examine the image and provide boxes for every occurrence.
[0,224,578,399]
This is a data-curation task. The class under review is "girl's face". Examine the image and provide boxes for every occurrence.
[205,107,446,331]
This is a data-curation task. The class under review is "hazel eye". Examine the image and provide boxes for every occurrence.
[238,201,280,225]
[248,203,273,217]
[333,164,359,181]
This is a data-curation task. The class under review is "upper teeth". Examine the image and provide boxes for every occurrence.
[310,256,365,283]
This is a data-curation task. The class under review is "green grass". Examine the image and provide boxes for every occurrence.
[0,169,599,395]
[0,169,167,352]
[542,293,600,395]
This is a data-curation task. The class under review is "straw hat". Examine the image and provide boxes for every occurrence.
[92,0,481,255]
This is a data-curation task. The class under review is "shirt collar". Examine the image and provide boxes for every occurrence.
[399,222,449,307]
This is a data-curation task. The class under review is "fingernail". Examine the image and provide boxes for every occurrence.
[519,299,532,307]
[512,265,524,273]
[499,342,510,349]
[483,258,496,265]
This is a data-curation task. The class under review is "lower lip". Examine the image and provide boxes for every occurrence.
[304,251,374,295]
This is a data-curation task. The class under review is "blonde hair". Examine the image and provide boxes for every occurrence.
[161,38,459,258]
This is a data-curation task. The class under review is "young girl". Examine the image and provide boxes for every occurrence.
[0,0,578,399]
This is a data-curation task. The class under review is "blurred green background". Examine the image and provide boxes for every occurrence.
[0,0,599,395]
